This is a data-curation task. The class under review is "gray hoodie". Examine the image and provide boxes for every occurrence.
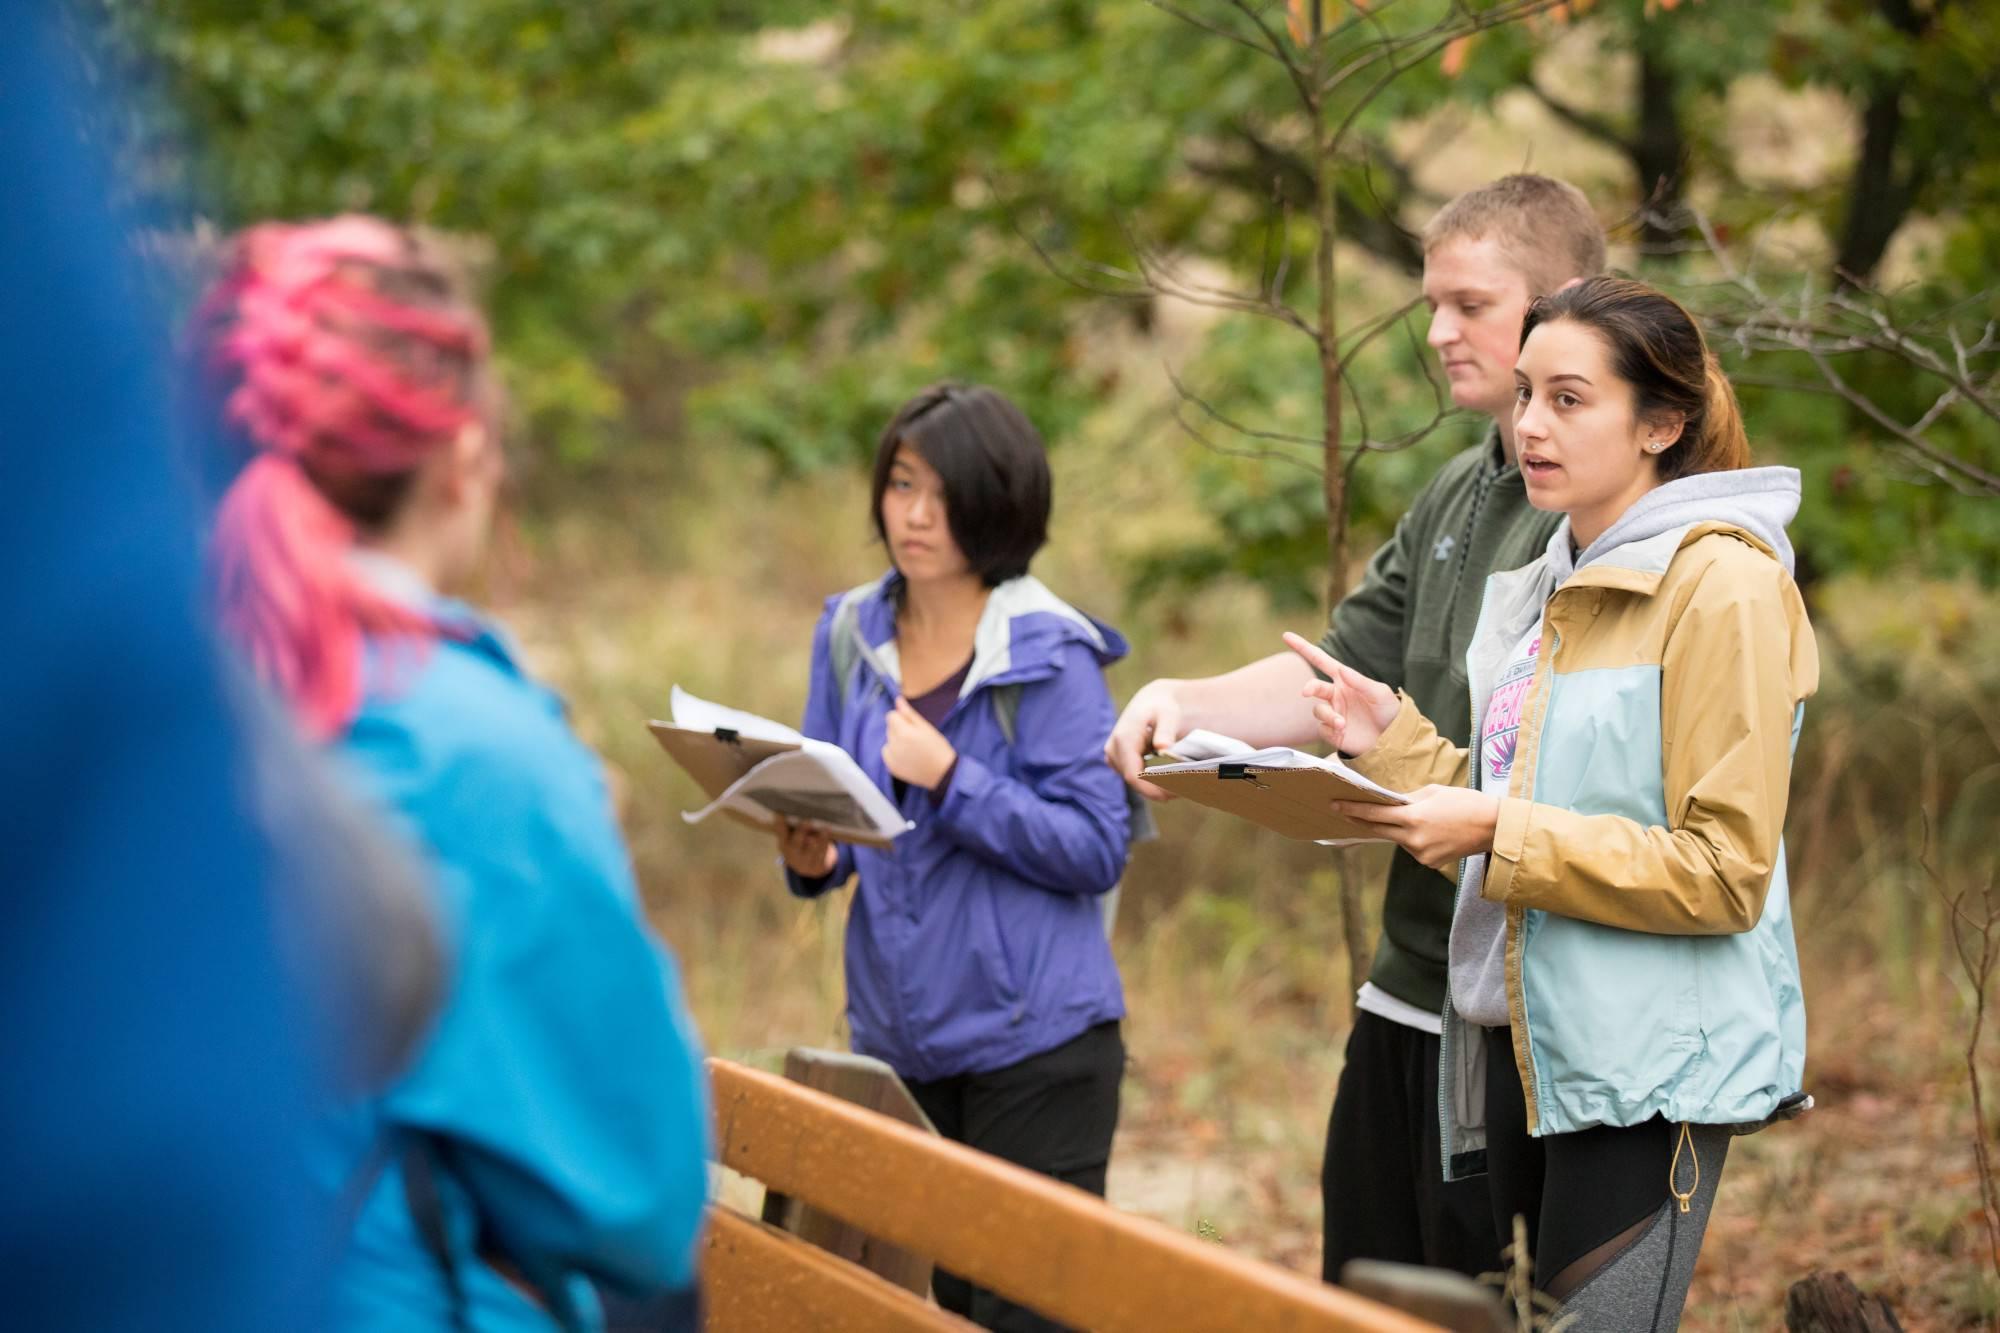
[1448,467,1803,1028]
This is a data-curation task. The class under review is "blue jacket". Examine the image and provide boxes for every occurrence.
[320,588,711,1332]
[785,572,1131,1083]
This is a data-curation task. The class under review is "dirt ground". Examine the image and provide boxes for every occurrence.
[1102,966,1999,1331]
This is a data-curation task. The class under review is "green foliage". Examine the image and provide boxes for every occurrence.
[90,0,1998,608]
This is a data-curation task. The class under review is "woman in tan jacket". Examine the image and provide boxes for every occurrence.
[1289,277,1816,1328]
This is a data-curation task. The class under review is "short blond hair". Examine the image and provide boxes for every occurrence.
[1422,174,1606,296]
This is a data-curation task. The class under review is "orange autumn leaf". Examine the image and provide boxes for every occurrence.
[1440,33,1475,77]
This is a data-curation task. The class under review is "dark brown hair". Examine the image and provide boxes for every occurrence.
[869,382,1051,586]
[1520,275,1749,480]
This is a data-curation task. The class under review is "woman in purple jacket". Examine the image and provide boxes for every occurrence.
[777,382,1131,1332]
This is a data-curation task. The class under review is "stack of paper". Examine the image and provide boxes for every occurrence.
[647,687,912,846]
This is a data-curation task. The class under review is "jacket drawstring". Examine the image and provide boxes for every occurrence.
[1669,1121,1699,1214]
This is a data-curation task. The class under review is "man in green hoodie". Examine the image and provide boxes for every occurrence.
[1106,174,1606,1283]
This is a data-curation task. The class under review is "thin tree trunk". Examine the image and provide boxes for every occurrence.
[1311,49,1373,1013]
[1316,113,1345,610]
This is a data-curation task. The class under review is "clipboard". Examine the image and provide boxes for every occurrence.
[645,722,898,848]
[1142,761,1404,843]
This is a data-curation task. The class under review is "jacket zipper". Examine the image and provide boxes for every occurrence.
[1441,569,1558,1174]
[1502,621,1555,1138]
[1440,571,1497,1181]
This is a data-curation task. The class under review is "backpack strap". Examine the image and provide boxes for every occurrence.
[402,1134,473,1333]
[826,582,879,728]
[989,681,1020,745]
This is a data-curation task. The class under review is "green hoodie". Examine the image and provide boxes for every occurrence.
[1319,431,1559,1014]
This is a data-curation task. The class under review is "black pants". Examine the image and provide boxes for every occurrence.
[1481,1024,1725,1294]
[904,1021,1124,1333]
[1321,1010,1500,1283]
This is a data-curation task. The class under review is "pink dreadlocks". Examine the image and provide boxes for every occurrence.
[201,217,492,739]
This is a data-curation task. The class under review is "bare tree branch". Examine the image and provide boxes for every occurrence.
[1144,0,1281,64]
[1013,219,1153,302]
[1668,207,2000,497]
[1799,345,2000,496]
[1167,399,1326,475]
[1162,359,1324,449]
[1224,0,1319,111]
[1327,0,1570,152]
[1319,0,1564,103]
[1114,210,1322,340]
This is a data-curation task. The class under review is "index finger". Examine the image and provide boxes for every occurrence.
[1282,631,1343,681]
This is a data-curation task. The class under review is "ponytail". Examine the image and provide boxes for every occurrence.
[211,454,436,740]
[1689,354,1750,474]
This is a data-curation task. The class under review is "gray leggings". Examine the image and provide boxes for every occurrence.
[1481,1028,1730,1328]
[1550,1121,1730,1331]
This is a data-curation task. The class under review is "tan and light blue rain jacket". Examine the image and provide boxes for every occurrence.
[1351,468,1819,1176]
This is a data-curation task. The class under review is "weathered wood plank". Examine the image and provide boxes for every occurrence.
[1339,1260,1510,1333]
[760,1048,936,1297]
[703,1205,969,1333]
[710,1058,1441,1333]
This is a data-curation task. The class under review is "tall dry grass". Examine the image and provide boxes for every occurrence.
[490,428,1999,1322]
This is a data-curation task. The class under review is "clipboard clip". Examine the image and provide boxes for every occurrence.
[1217,762,1270,790]
[713,727,740,744]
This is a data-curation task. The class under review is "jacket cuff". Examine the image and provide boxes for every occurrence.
[784,861,833,899]
[1482,797,1534,904]
[1350,692,1429,783]
[927,757,959,805]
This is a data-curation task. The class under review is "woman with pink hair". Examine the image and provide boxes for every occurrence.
[198,216,709,1332]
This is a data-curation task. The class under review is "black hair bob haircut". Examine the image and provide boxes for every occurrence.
[869,382,1051,587]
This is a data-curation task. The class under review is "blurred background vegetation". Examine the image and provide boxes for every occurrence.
[81,1,1999,1324]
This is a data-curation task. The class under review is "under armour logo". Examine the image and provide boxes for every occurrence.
[1433,534,1455,562]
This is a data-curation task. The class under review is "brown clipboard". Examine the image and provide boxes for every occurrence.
[644,722,896,848]
[1142,763,1403,842]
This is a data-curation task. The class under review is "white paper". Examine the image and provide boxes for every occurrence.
[1155,728,1255,762]
[1142,745,1409,805]
[671,688,912,844]
[670,684,806,745]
